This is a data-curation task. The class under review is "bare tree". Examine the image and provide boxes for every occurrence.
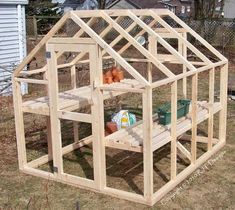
[97,0,107,9]
[194,0,225,19]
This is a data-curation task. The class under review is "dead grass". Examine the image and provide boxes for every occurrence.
[0,53,235,209]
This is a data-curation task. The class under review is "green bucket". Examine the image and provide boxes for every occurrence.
[156,99,191,125]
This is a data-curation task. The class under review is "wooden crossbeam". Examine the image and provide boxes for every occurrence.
[70,11,150,86]
[100,11,174,78]
[127,10,197,72]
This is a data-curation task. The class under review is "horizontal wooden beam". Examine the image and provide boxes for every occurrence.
[58,110,92,123]
[48,37,95,45]
[27,135,93,168]
[151,60,227,89]
[14,77,48,85]
[99,86,144,93]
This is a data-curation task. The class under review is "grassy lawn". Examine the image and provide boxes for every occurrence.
[0,58,235,209]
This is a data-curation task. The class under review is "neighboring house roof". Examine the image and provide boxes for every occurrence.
[108,0,192,9]
[107,0,141,9]
[0,0,28,4]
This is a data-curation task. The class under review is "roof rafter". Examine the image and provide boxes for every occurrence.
[167,11,227,62]
[100,11,175,78]
[101,16,145,56]
[127,10,197,72]
[70,16,123,66]
[149,10,212,65]
[13,12,70,77]
[70,11,150,86]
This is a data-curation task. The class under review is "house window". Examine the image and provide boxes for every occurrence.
[181,6,185,14]
[187,6,190,12]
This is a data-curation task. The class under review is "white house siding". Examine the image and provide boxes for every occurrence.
[224,0,235,18]
[0,1,27,95]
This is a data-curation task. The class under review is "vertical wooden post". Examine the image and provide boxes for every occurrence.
[179,32,187,98]
[143,86,153,203]
[191,73,198,163]
[171,81,177,180]
[71,65,76,89]
[43,71,53,159]
[147,36,157,83]
[208,68,215,150]
[12,79,27,170]
[71,65,79,142]
[90,44,106,189]
[46,45,63,176]
[219,63,228,142]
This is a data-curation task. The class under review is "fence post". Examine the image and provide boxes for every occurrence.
[33,15,38,39]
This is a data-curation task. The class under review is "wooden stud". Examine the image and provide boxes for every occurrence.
[90,44,106,189]
[191,73,198,163]
[181,32,187,98]
[12,79,27,169]
[46,45,63,176]
[171,81,177,180]
[147,36,157,83]
[208,68,215,150]
[142,87,153,203]
[219,63,228,142]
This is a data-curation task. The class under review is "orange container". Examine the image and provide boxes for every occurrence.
[106,122,117,134]
[111,67,118,77]
[116,69,124,81]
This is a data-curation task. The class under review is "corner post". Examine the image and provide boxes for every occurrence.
[12,78,27,170]
[219,63,228,142]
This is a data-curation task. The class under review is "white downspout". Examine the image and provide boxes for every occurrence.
[17,4,28,94]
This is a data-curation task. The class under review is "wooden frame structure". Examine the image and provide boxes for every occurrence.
[12,9,228,206]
